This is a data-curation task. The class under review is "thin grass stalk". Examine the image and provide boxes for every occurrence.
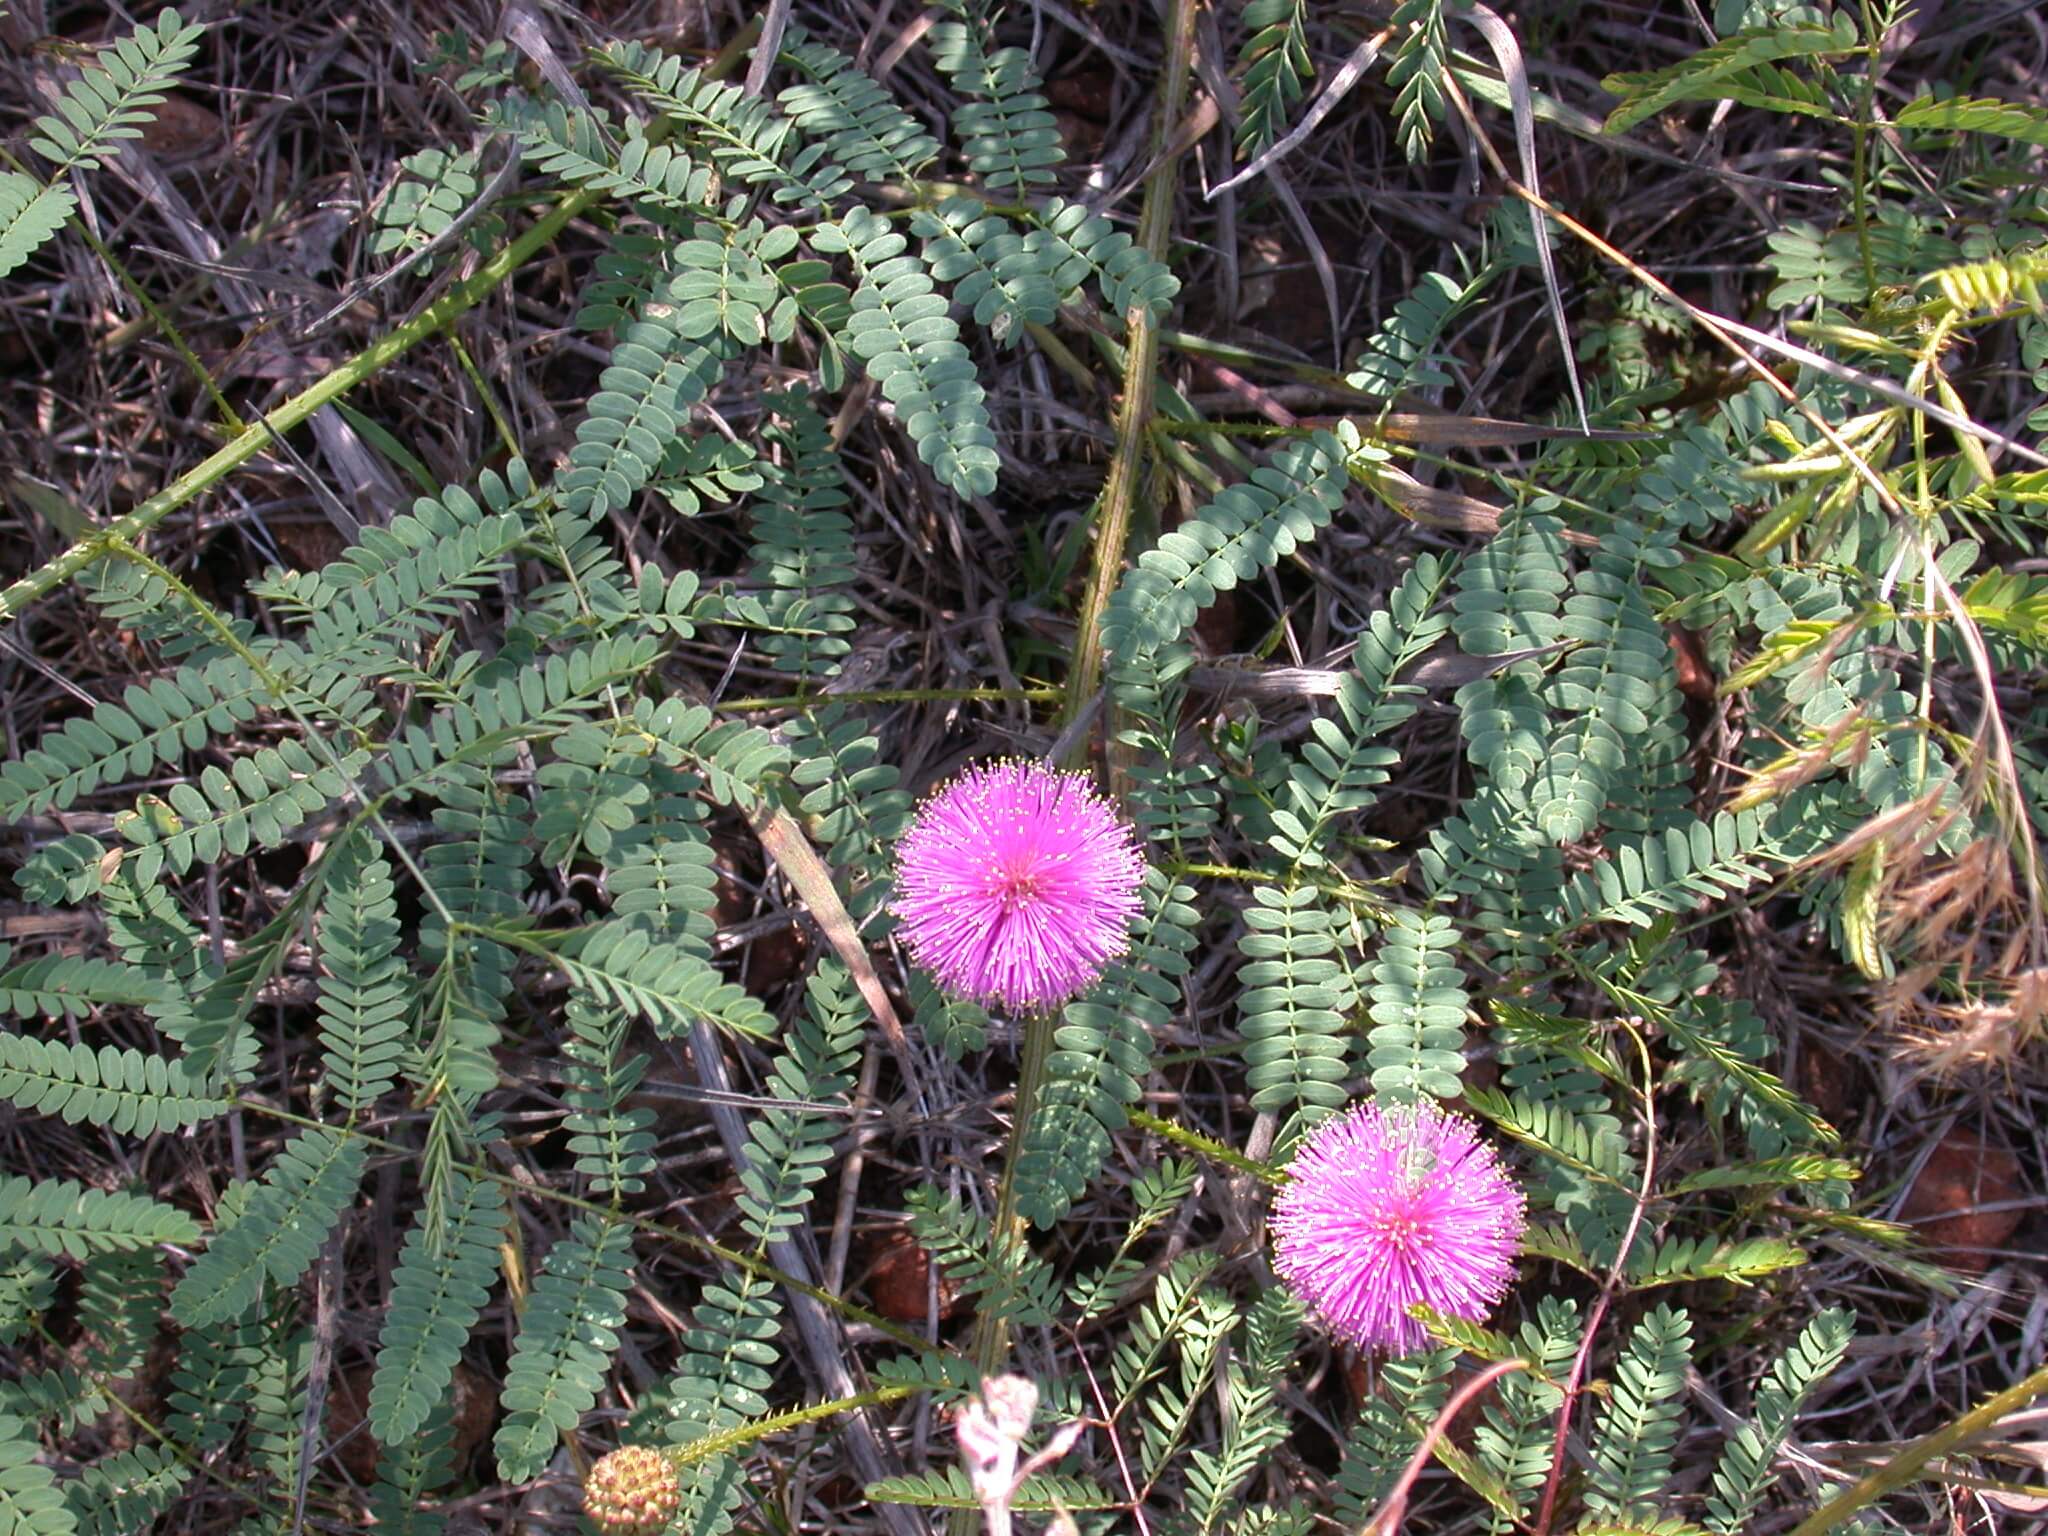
[1056,0,1199,737]
[0,185,598,628]
[1786,1358,2048,1535]
[954,2,1202,1516]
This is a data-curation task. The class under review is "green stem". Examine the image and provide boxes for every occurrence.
[1129,1108,1284,1184]
[1154,325,1366,393]
[1153,419,1312,440]
[449,330,522,460]
[1850,1,1882,299]
[1057,0,1198,738]
[953,18,1200,1509]
[0,184,598,627]
[1787,1359,2048,1536]
[667,1384,918,1467]
[967,1001,1054,1388]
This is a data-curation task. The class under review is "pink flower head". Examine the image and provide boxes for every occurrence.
[892,759,1144,1011]
[1272,1098,1524,1355]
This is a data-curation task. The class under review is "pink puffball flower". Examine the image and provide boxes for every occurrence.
[892,759,1145,1012]
[1271,1097,1525,1355]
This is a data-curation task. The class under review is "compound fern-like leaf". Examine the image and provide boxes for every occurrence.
[169,1127,367,1327]
[0,176,75,284]
[1235,0,1313,153]
[28,9,207,174]
[735,960,864,1246]
[0,1411,73,1536]
[1237,882,1357,1119]
[1103,432,1350,665]
[0,1035,223,1136]
[117,737,371,885]
[561,999,656,1196]
[778,30,941,186]
[493,1213,635,1482]
[62,1445,189,1536]
[1584,1303,1693,1521]
[1472,1296,1579,1532]
[0,1177,199,1259]
[1015,870,1198,1227]
[369,1171,506,1445]
[1364,910,1469,1104]
[928,1,1065,196]
[315,832,409,1116]
[1704,1306,1853,1533]
[0,656,270,821]
[815,206,1000,498]
[1600,19,1857,135]
[558,921,774,1040]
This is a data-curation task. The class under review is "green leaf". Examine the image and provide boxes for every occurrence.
[169,1127,367,1326]
[1557,810,1811,929]
[1584,1304,1693,1520]
[115,737,372,884]
[62,1445,189,1536]
[1336,1348,1456,1521]
[1237,882,1356,1118]
[0,1034,223,1136]
[0,1411,75,1536]
[0,1178,198,1259]
[778,29,941,186]
[1473,1296,1581,1533]
[314,832,410,1115]
[1600,20,1856,134]
[562,1000,656,1198]
[1387,0,1451,161]
[1669,1154,1860,1194]
[0,955,167,1019]
[912,200,1060,345]
[368,145,487,271]
[735,960,863,1245]
[1103,432,1350,665]
[557,314,725,521]
[1015,870,1197,1226]
[927,7,1065,196]
[1365,911,1470,1105]
[597,41,846,209]
[1895,93,2048,148]
[1349,267,1471,399]
[493,1214,635,1482]
[369,1172,506,1444]
[0,656,272,822]
[905,1185,1061,1326]
[1184,1286,1304,1535]
[816,205,1000,498]
[1234,0,1314,153]
[867,1467,1119,1512]
[29,9,208,173]
[1626,1235,1807,1288]
[0,176,75,283]
[1705,1307,1854,1532]
[0,1368,104,1440]
[557,921,774,1040]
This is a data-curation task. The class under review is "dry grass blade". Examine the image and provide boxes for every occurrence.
[750,803,921,1095]
[1457,3,1589,433]
[1207,31,1391,200]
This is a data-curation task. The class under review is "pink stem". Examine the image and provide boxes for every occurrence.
[1365,1358,1529,1536]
